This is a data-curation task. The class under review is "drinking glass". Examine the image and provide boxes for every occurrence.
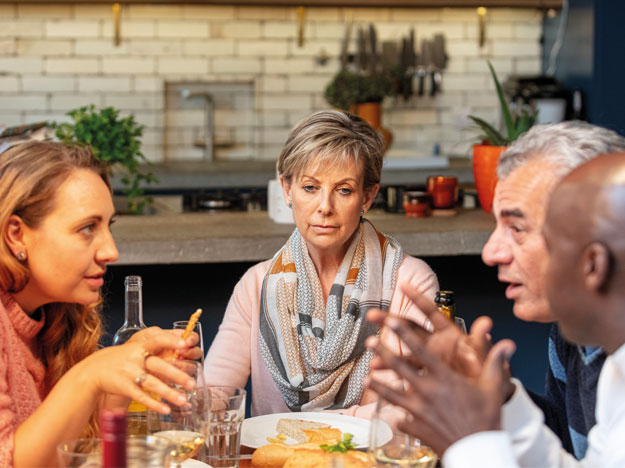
[147,360,210,468]
[173,320,205,365]
[127,435,175,468]
[369,395,437,467]
[203,386,246,468]
[57,438,101,468]
[454,316,467,334]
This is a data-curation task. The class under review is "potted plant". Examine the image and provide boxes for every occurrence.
[54,105,156,214]
[468,62,538,212]
[325,69,394,152]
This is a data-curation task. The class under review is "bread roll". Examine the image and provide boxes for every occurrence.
[251,443,295,468]
[282,449,369,468]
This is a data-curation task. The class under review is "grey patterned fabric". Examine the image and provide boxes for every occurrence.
[259,220,403,411]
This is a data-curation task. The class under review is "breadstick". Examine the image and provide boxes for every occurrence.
[164,308,203,360]
[182,308,202,340]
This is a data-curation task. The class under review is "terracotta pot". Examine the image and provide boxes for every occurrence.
[472,144,506,213]
[354,102,393,154]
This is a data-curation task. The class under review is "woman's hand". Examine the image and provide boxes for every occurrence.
[75,327,202,414]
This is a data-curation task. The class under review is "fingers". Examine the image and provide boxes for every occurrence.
[145,356,197,392]
[398,284,451,331]
[367,377,424,417]
[134,374,188,412]
[383,315,446,359]
[140,331,198,356]
[366,308,387,325]
[480,339,516,399]
[367,337,444,389]
[468,316,493,362]
[175,347,204,361]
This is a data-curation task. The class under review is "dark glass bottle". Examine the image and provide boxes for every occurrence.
[100,408,127,468]
[435,290,456,321]
[113,276,147,346]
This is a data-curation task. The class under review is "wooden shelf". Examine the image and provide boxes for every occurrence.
[0,0,562,7]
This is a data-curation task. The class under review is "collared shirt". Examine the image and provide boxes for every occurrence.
[442,343,625,467]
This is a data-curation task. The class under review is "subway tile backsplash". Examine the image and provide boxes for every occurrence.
[0,4,543,162]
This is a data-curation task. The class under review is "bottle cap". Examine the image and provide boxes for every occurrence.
[100,408,127,441]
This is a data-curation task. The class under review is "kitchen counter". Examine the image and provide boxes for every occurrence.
[111,208,494,265]
[111,157,473,192]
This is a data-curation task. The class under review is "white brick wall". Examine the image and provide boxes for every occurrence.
[22,76,76,92]
[0,4,543,162]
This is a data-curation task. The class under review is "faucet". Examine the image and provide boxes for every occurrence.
[181,89,215,162]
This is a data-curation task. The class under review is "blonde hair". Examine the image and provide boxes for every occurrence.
[0,141,110,437]
[277,110,384,189]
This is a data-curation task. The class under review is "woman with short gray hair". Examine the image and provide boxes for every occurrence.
[204,110,438,425]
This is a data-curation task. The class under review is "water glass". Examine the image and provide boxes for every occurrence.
[203,386,246,468]
[147,360,209,468]
[127,435,175,468]
[173,320,205,364]
[369,398,437,468]
[57,438,101,468]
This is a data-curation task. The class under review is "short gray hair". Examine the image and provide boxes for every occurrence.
[498,121,625,179]
[277,110,384,189]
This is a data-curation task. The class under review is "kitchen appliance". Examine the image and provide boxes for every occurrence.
[505,75,575,124]
[183,189,266,213]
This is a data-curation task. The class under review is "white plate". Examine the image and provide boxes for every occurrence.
[181,459,212,468]
[240,412,392,449]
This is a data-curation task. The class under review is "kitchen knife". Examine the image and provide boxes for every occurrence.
[369,23,378,74]
[339,22,352,70]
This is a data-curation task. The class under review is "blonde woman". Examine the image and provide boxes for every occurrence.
[0,141,200,467]
[204,110,438,427]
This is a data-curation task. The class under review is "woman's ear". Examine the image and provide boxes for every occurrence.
[280,176,292,207]
[363,184,380,212]
[583,241,612,294]
[5,214,28,259]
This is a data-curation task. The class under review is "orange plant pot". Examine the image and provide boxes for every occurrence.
[354,102,393,154]
[472,144,506,213]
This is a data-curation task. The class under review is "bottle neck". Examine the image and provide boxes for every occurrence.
[124,277,145,327]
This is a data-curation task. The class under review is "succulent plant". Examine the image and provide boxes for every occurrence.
[468,61,538,146]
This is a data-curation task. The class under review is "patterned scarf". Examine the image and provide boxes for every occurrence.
[259,219,403,411]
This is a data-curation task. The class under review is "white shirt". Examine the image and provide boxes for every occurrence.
[442,343,625,467]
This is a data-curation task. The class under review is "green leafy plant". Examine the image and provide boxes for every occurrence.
[468,61,538,146]
[325,70,393,111]
[54,105,156,214]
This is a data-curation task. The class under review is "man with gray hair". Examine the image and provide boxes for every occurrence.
[480,121,625,459]
[368,151,625,467]
[367,121,625,460]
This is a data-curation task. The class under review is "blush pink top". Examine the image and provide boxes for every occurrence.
[204,255,438,429]
[0,290,46,468]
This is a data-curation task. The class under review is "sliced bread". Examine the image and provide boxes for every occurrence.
[276,419,331,443]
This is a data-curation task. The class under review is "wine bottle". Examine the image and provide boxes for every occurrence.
[100,408,127,468]
[113,275,148,435]
[435,290,455,321]
[113,276,147,346]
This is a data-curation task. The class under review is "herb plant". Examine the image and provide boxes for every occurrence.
[468,61,538,146]
[55,105,156,214]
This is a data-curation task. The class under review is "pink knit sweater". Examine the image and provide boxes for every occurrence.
[0,290,47,468]
[204,254,438,428]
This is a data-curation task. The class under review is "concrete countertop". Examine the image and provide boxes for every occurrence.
[111,208,494,265]
[111,158,473,191]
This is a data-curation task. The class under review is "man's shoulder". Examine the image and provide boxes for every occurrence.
[550,323,606,371]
